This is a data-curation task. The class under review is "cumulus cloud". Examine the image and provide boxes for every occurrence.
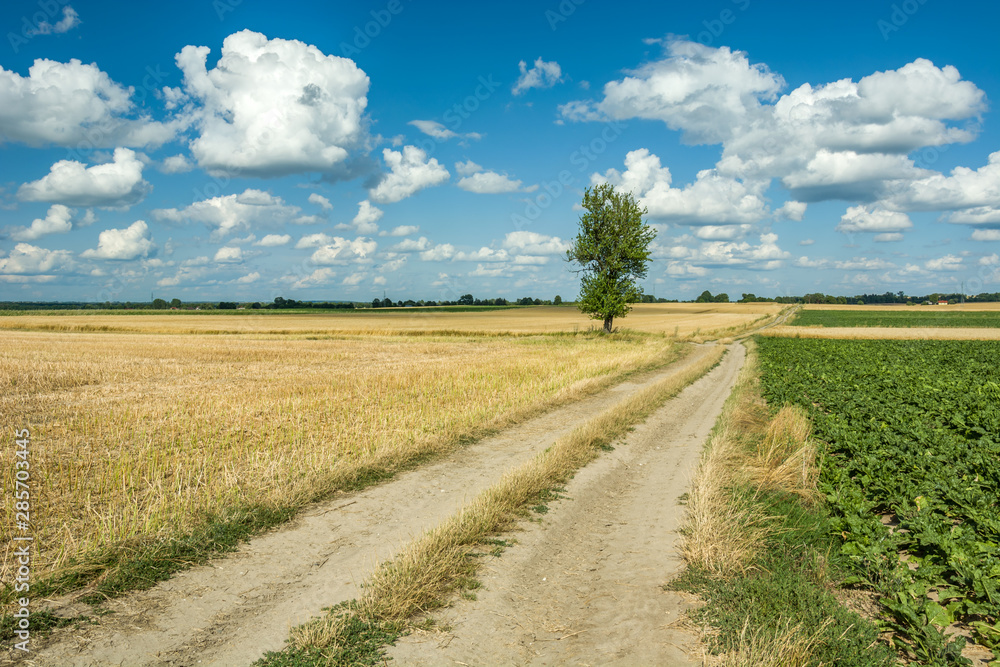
[972,229,1000,241]
[776,200,807,221]
[255,234,291,247]
[457,164,524,194]
[342,272,366,285]
[369,146,449,203]
[563,39,988,210]
[214,246,243,263]
[595,149,768,224]
[419,243,455,261]
[80,220,155,260]
[18,148,150,207]
[291,267,336,289]
[874,233,904,242]
[153,188,301,237]
[503,231,570,255]
[296,233,335,249]
[661,233,789,270]
[453,247,509,262]
[512,58,563,95]
[310,237,376,264]
[309,193,333,210]
[408,120,481,141]
[925,254,964,271]
[0,242,73,274]
[836,205,913,233]
[176,30,370,177]
[10,205,74,241]
[161,155,193,174]
[28,6,80,35]
[390,237,430,252]
[0,59,175,148]
[351,200,383,233]
[233,271,260,284]
[383,225,419,237]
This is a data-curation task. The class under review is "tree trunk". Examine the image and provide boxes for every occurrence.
[603,315,613,333]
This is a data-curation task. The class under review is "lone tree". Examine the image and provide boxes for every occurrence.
[566,184,656,333]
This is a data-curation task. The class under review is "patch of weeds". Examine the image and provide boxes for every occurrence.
[481,538,515,558]
[255,601,405,667]
[0,610,82,643]
[669,487,896,666]
[676,492,689,505]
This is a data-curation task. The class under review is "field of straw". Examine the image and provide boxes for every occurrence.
[0,326,685,592]
[0,302,784,338]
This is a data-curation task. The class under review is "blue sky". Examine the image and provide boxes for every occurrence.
[2,0,1000,303]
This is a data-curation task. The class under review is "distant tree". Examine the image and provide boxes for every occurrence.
[566,184,656,333]
[151,298,168,310]
[381,297,392,308]
[458,293,474,306]
[696,290,714,303]
[714,293,730,303]
[372,298,381,308]
[170,298,182,308]
[218,301,238,310]
[553,295,562,305]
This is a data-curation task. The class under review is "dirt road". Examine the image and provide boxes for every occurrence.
[17,342,738,667]
[387,343,744,666]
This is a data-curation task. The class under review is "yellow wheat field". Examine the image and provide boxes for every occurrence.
[0,302,784,338]
[0,327,685,589]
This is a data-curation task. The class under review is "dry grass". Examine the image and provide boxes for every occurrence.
[708,617,835,667]
[762,325,1000,340]
[0,303,785,338]
[680,341,818,577]
[0,328,685,591]
[290,344,728,655]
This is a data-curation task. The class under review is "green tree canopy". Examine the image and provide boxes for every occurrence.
[566,184,656,333]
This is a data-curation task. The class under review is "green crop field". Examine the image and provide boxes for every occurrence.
[789,309,1000,328]
[757,338,1000,662]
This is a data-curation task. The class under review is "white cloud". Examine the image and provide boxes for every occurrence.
[391,237,430,252]
[420,243,455,261]
[562,41,783,144]
[978,253,999,266]
[0,59,175,148]
[310,237,376,264]
[595,149,768,224]
[291,267,336,289]
[925,254,964,271]
[11,205,74,241]
[455,160,482,177]
[457,170,523,194]
[309,193,333,210]
[408,120,481,141]
[502,231,570,255]
[0,242,72,274]
[369,146,449,203]
[874,233,904,242]
[663,233,789,270]
[153,188,300,237]
[563,40,987,208]
[693,224,751,240]
[836,205,913,233]
[834,257,897,270]
[80,220,155,260]
[234,271,260,284]
[177,30,370,176]
[799,239,815,246]
[351,200,383,234]
[453,247,509,262]
[214,246,243,263]
[383,225,418,237]
[972,229,1000,241]
[513,255,548,265]
[255,234,291,247]
[18,148,150,207]
[512,58,563,95]
[28,6,80,35]
[776,200,807,221]
[296,233,334,249]
[342,272,366,285]
[161,155,193,174]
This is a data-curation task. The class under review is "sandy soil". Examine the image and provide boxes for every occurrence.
[11,343,729,667]
[385,344,744,666]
